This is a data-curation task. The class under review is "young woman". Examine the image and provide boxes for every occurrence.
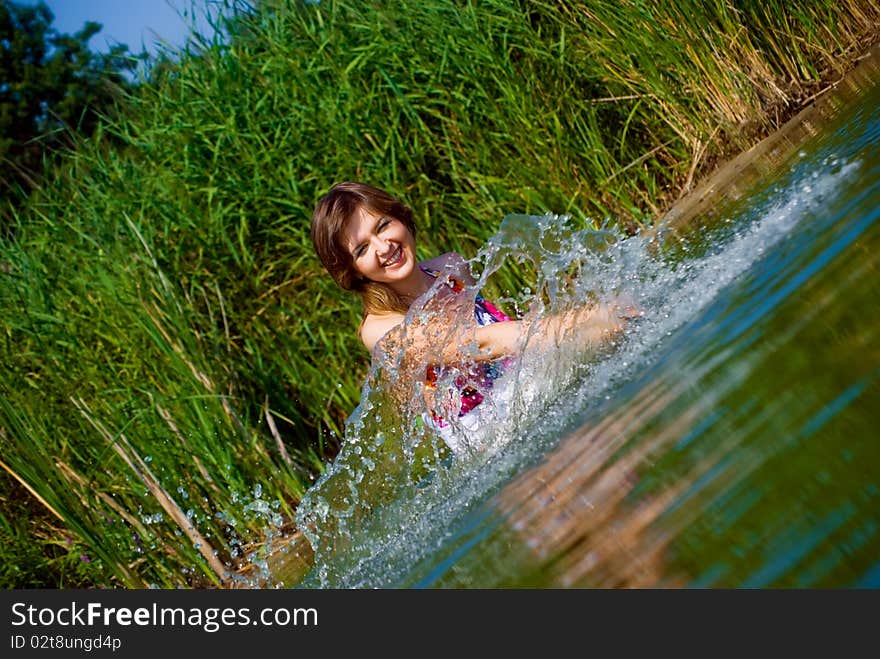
[310,181,631,445]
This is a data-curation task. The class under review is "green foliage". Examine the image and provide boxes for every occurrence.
[0,0,141,221]
[0,472,114,588]
[0,0,877,587]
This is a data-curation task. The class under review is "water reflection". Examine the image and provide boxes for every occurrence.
[484,60,880,588]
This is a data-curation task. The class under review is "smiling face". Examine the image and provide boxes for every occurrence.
[343,205,418,291]
[311,182,422,315]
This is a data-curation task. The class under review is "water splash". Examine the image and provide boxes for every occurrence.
[291,148,863,588]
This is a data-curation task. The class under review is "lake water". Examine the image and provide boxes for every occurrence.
[283,47,880,589]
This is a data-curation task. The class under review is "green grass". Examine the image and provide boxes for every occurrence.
[1,0,877,587]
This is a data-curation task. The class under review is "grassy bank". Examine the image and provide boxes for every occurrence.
[1,0,878,587]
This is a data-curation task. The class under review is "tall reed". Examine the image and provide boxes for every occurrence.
[1,0,877,586]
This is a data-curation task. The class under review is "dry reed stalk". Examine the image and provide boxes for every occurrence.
[72,397,232,586]
[141,301,253,443]
[54,460,176,586]
[264,396,293,467]
[155,403,220,492]
[0,454,64,522]
[602,139,676,185]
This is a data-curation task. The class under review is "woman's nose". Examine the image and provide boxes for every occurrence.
[373,235,391,255]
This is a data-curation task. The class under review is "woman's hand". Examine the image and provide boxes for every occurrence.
[609,294,644,321]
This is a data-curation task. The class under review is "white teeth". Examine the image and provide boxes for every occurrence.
[382,246,402,267]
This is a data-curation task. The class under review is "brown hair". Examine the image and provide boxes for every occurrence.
[310,181,417,316]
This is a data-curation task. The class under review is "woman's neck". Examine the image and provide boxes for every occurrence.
[388,263,433,303]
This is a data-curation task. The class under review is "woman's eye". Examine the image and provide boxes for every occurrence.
[354,246,366,258]
[377,218,390,231]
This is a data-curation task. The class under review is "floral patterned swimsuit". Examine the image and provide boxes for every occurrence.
[420,266,511,429]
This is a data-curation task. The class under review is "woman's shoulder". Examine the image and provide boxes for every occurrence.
[359,310,407,352]
[419,252,474,284]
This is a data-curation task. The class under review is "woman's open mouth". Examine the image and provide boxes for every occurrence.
[381,245,404,268]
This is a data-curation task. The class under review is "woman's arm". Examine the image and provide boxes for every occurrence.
[474,302,629,361]
[363,298,633,364]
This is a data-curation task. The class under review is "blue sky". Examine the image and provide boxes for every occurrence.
[34,1,217,56]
